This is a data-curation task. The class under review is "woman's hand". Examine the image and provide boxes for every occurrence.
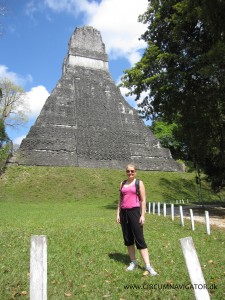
[139,215,145,225]
[116,214,120,223]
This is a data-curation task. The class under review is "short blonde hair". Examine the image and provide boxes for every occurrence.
[126,164,136,171]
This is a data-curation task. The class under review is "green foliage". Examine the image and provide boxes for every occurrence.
[0,118,10,171]
[0,166,224,299]
[121,0,225,191]
[0,144,9,160]
[0,145,10,172]
[149,121,186,159]
[0,118,7,146]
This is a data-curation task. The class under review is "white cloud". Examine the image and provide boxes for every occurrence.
[7,86,49,146]
[28,0,147,66]
[13,135,26,146]
[86,0,147,64]
[117,74,149,112]
[25,85,49,117]
[0,65,48,117]
[0,65,33,86]
[128,51,143,66]
[43,0,76,12]
[120,88,137,108]
[43,0,99,15]
[25,0,38,17]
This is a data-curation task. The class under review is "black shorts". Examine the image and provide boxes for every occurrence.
[120,207,147,250]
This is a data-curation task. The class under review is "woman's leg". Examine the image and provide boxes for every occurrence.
[126,244,138,271]
[127,209,157,275]
[139,248,157,275]
[139,248,150,265]
[120,210,137,270]
[127,244,136,261]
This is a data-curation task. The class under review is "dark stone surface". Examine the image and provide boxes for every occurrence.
[18,26,183,171]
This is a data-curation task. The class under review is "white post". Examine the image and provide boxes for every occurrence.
[148,202,151,214]
[163,203,167,217]
[171,203,174,221]
[152,202,155,215]
[157,202,160,216]
[179,205,184,226]
[180,237,210,300]
[190,209,195,231]
[205,211,210,235]
[30,235,47,300]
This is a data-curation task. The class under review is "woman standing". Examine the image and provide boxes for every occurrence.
[116,164,157,276]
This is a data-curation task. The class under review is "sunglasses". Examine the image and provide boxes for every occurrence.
[126,170,135,174]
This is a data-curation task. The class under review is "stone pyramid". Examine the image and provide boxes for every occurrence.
[19,26,182,171]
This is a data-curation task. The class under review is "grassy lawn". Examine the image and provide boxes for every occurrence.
[0,166,224,299]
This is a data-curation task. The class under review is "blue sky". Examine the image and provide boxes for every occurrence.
[0,0,148,145]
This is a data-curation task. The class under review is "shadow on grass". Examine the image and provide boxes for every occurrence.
[103,200,118,210]
[184,205,225,219]
[191,200,225,206]
[159,177,200,201]
[108,252,129,265]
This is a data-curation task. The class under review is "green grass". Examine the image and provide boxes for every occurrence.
[0,166,223,204]
[0,166,225,299]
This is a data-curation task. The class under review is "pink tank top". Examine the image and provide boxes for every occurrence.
[121,183,140,209]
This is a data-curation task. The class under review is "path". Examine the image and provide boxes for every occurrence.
[154,204,225,229]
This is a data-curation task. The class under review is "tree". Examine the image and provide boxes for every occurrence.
[0,78,30,128]
[0,85,10,168]
[0,117,10,164]
[121,0,225,191]
[0,117,6,146]
[149,120,186,159]
[0,87,5,148]
[0,78,29,160]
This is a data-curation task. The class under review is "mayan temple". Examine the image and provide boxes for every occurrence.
[18,26,182,171]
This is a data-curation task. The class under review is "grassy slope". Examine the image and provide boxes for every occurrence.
[0,166,224,300]
[0,165,224,204]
